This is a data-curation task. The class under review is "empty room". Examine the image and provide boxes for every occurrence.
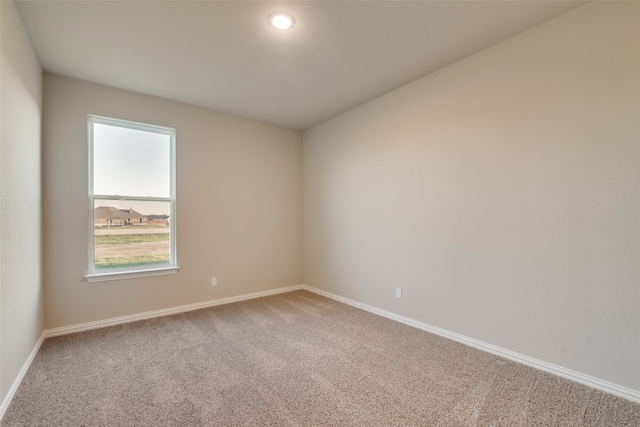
[1,0,639,425]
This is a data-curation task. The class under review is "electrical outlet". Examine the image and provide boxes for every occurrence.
[211,277,218,287]
[395,287,402,299]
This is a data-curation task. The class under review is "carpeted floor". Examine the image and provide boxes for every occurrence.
[3,290,639,426]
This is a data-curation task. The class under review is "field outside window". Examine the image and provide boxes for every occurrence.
[94,200,171,269]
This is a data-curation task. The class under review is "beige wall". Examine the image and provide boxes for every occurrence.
[304,2,640,391]
[43,74,303,329]
[0,0,44,403]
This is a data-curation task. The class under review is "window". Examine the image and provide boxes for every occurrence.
[85,115,178,282]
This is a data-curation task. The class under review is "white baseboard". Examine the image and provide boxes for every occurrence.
[301,284,640,404]
[0,333,45,420]
[44,284,304,338]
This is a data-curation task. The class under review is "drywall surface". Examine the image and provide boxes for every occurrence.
[43,74,303,328]
[304,2,640,391]
[0,0,44,403]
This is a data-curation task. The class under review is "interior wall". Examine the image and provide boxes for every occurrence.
[0,0,44,403]
[43,74,303,329]
[304,2,640,392]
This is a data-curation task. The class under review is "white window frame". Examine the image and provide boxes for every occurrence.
[85,115,179,282]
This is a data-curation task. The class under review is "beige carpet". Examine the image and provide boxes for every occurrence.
[3,290,639,426]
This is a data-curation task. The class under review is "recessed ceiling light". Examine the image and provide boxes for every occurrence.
[269,12,295,30]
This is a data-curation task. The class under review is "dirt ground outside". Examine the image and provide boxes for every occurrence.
[94,227,170,268]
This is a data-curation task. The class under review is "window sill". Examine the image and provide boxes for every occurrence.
[85,266,180,283]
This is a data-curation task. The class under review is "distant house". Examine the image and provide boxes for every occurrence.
[146,214,170,227]
[94,206,147,227]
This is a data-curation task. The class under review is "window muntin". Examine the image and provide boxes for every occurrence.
[87,115,177,280]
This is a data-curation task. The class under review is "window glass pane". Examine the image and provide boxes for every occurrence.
[93,123,171,197]
[94,199,171,270]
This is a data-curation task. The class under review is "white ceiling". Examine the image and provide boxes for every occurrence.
[16,1,585,130]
